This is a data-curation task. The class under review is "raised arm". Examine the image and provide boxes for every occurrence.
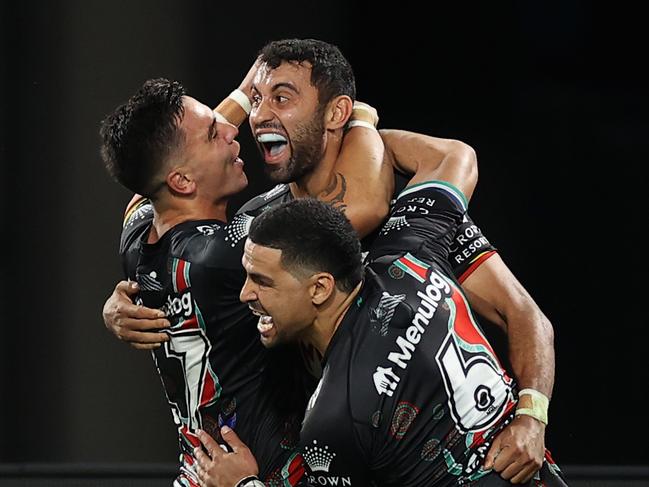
[381,128,478,199]
[320,102,394,238]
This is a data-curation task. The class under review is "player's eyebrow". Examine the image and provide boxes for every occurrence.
[271,81,299,94]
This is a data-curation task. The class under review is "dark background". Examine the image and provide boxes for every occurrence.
[1,0,646,469]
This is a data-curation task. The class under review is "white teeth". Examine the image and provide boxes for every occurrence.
[257,133,287,143]
[257,315,274,333]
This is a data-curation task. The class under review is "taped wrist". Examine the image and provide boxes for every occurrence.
[349,101,378,129]
[214,89,252,127]
[515,388,549,425]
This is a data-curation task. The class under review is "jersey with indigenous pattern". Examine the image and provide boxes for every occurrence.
[234,177,496,283]
[120,202,309,486]
[278,183,522,486]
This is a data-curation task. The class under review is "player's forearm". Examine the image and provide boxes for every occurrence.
[330,126,393,238]
[462,256,555,398]
[213,58,260,127]
[322,102,392,238]
[380,129,475,176]
[506,307,555,398]
[380,129,478,199]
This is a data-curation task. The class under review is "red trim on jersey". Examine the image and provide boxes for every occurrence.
[449,289,498,358]
[175,259,189,291]
[180,424,201,448]
[178,470,200,487]
[287,454,306,485]
[199,370,217,408]
[179,316,198,330]
[457,250,497,283]
[398,255,429,281]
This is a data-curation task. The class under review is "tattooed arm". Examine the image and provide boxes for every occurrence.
[320,104,394,238]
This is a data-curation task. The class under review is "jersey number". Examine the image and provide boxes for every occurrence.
[164,329,215,430]
[435,292,512,432]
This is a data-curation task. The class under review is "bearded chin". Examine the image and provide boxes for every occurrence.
[266,147,323,183]
[266,112,326,184]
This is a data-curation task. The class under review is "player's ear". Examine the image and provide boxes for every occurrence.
[311,273,336,305]
[325,95,353,130]
[167,169,196,195]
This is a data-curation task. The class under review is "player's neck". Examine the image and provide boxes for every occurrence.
[307,279,363,356]
[148,199,228,243]
[289,129,343,199]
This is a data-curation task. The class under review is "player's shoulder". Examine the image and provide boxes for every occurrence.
[120,199,153,254]
[235,184,292,216]
[170,220,242,269]
[341,269,418,414]
[123,198,153,231]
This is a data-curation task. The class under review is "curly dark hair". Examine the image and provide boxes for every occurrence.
[258,38,356,105]
[248,198,363,293]
[99,78,186,197]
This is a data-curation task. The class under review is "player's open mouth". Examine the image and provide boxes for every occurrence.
[257,314,274,334]
[256,133,289,164]
[250,308,275,335]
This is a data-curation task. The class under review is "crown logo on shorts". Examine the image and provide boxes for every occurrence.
[303,440,336,472]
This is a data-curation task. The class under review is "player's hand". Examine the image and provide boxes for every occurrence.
[102,280,170,350]
[238,55,263,99]
[194,427,259,487]
[483,415,545,484]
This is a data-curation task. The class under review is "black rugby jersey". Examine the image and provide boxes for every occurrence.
[120,202,310,486]
[279,182,519,486]
[235,173,497,282]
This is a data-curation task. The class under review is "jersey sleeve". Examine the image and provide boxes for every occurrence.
[448,214,498,283]
[367,181,469,266]
[119,199,153,254]
[119,199,153,279]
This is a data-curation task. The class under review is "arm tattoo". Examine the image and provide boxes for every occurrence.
[318,172,348,213]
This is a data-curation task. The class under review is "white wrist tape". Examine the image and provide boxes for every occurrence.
[515,388,549,425]
[213,110,229,124]
[347,120,377,131]
[352,101,373,113]
[228,89,252,115]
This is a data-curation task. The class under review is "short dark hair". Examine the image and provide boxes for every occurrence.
[248,199,363,293]
[99,78,186,197]
[259,38,356,105]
